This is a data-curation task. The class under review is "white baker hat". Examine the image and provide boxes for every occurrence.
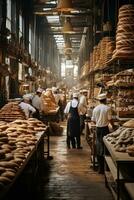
[97,93,107,100]
[73,93,79,98]
[37,88,43,93]
[82,89,88,93]
[52,87,57,92]
[23,94,31,100]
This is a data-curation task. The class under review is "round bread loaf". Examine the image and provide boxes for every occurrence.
[1,171,15,179]
[0,167,6,174]
[0,137,8,143]
[0,176,12,184]
[119,4,134,11]
[0,161,19,169]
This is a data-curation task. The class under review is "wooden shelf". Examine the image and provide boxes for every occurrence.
[105,156,123,181]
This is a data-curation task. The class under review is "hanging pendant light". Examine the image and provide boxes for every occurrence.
[62,17,75,34]
[56,0,75,12]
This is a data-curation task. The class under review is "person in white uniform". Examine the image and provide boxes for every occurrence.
[32,88,43,119]
[19,95,36,119]
[64,93,82,149]
[91,93,113,174]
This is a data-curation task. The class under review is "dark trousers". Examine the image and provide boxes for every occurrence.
[70,135,81,148]
[80,114,86,134]
[96,126,109,173]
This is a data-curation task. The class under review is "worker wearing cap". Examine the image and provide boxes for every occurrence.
[79,90,88,135]
[64,92,82,149]
[19,95,36,119]
[32,88,43,119]
[91,93,113,174]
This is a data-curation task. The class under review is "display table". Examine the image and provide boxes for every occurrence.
[103,138,134,200]
[0,129,48,200]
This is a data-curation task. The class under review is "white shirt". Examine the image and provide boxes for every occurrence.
[91,104,112,127]
[79,95,87,115]
[32,95,42,111]
[19,102,36,119]
[64,99,78,114]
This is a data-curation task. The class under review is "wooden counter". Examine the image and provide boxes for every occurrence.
[103,137,134,200]
[104,138,134,163]
[0,130,47,200]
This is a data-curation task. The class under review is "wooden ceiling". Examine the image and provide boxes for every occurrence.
[33,0,93,61]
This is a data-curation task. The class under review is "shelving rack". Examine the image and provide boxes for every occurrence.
[104,138,134,200]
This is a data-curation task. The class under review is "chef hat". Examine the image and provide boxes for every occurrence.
[73,93,79,98]
[52,87,57,92]
[97,93,107,100]
[23,94,31,100]
[37,88,43,93]
[82,89,88,93]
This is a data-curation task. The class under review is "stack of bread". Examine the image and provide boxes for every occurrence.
[113,4,134,58]
[106,71,134,118]
[0,118,46,190]
[99,37,115,66]
[93,44,101,70]
[41,89,57,113]
[0,102,26,122]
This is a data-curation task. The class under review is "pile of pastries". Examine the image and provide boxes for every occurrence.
[105,125,134,154]
[0,118,46,190]
[0,102,26,122]
[41,89,57,113]
[113,4,134,58]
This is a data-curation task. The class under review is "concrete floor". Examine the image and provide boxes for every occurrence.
[38,122,113,200]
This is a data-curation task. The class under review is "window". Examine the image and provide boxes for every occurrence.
[6,0,11,30]
[29,24,32,54]
[19,13,23,39]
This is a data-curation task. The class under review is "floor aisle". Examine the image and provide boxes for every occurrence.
[39,122,113,200]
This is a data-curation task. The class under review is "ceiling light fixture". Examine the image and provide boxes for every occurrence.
[55,0,75,12]
[62,17,75,34]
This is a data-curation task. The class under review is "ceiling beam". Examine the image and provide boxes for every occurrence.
[48,32,87,35]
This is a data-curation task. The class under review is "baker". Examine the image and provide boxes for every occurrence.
[91,93,113,174]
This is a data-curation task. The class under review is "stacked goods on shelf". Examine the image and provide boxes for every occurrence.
[80,61,90,78]
[105,40,115,62]
[0,118,46,190]
[41,89,57,113]
[0,102,26,122]
[105,120,134,156]
[99,37,115,67]
[89,37,115,72]
[106,71,134,118]
[112,4,134,59]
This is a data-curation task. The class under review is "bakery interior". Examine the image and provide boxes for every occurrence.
[0,0,134,200]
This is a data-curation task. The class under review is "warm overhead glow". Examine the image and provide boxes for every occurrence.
[43,8,52,11]
[55,0,75,12]
[45,1,56,5]
[62,17,75,34]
